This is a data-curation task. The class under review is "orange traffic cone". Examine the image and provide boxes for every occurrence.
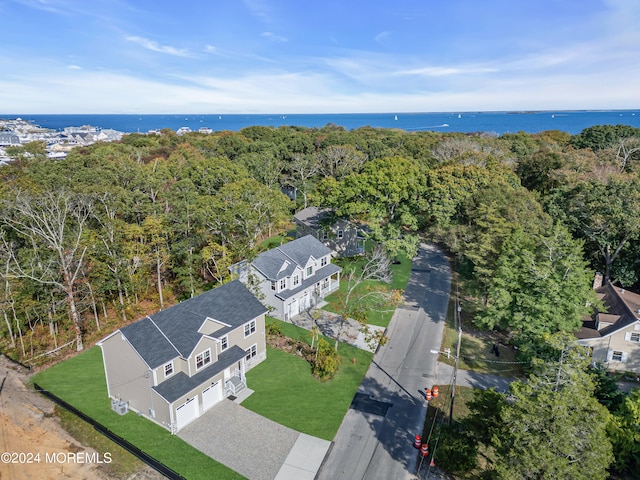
[432,386,439,398]
[420,443,429,457]
[413,434,421,449]
[425,388,432,401]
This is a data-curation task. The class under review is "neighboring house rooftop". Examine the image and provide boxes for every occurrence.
[252,234,334,281]
[576,282,640,340]
[119,280,267,368]
[294,206,333,229]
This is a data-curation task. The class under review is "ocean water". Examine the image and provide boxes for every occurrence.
[4,110,640,135]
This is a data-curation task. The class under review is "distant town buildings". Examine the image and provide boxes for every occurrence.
[0,118,124,163]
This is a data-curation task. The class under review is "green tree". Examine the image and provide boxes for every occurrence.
[319,156,426,257]
[469,335,613,480]
[546,175,640,284]
[608,388,640,474]
[0,190,93,351]
[476,224,596,337]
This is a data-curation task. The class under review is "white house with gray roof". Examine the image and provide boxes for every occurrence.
[97,280,267,433]
[248,235,341,321]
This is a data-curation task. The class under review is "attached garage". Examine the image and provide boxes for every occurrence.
[202,381,223,411]
[176,397,199,430]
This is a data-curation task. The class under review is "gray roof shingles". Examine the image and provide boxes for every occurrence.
[252,234,333,281]
[119,280,266,367]
[152,346,247,403]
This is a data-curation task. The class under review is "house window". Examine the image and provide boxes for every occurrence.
[612,350,624,362]
[279,278,287,290]
[630,332,640,343]
[221,336,228,351]
[320,256,328,267]
[293,275,300,287]
[306,266,313,276]
[271,281,276,291]
[196,349,211,370]
[164,362,174,377]
[337,229,344,239]
[244,320,256,337]
[245,344,257,362]
[322,230,329,240]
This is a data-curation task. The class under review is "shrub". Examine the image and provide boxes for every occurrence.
[312,339,341,381]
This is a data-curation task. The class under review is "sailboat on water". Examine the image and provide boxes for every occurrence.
[394,114,398,121]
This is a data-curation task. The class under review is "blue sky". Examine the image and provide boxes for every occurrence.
[1,0,639,113]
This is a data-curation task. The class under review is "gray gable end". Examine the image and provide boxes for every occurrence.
[120,280,266,362]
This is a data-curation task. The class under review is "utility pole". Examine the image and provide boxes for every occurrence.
[450,286,462,426]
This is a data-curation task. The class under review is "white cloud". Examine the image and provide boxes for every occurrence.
[261,32,287,43]
[125,36,191,57]
[67,64,82,70]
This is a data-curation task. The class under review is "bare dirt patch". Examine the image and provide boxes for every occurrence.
[0,355,161,480]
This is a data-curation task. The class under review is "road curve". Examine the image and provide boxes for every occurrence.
[318,243,451,480]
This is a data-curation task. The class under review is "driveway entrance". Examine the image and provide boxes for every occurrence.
[178,399,327,480]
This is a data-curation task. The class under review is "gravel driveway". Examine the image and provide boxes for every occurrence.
[178,399,299,480]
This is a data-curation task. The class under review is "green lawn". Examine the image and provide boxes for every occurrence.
[30,347,245,480]
[439,279,524,377]
[243,319,373,440]
[323,251,413,327]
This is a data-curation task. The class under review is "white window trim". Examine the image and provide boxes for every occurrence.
[608,349,628,363]
[625,331,640,343]
[320,256,328,267]
[195,349,212,371]
[221,335,228,351]
[279,278,287,291]
[245,344,258,362]
[244,320,256,338]
[164,361,174,378]
[293,274,300,287]
[337,229,344,239]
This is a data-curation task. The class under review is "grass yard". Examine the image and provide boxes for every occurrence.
[30,347,245,480]
[243,319,373,440]
[439,275,524,377]
[323,251,413,327]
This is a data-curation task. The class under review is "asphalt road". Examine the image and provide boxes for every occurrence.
[318,243,451,480]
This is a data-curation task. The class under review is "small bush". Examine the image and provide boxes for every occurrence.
[312,339,341,381]
[266,321,283,336]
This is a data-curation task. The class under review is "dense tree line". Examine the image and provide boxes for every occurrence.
[1,121,639,474]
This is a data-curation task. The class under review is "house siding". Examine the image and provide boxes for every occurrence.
[582,323,640,372]
[100,333,160,418]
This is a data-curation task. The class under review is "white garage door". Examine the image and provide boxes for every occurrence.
[176,397,199,430]
[202,381,223,411]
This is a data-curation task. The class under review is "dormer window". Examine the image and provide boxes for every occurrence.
[164,362,174,378]
[196,349,211,370]
[279,278,287,290]
[306,266,313,276]
[320,257,328,267]
[337,229,344,239]
[322,230,329,240]
[293,275,300,287]
[271,281,276,291]
[221,336,228,351]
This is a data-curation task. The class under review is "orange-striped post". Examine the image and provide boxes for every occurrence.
[425,388,432,401]
[420,443,429,457]
[413,434,422,449]
[432,386,439,398]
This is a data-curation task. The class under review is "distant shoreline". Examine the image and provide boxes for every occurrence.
[2,110,640,135]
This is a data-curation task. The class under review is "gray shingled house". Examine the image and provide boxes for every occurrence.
[577,274,640,374]
[294,206,365,257]
[249,235,341,321]
[98,280,267,433]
